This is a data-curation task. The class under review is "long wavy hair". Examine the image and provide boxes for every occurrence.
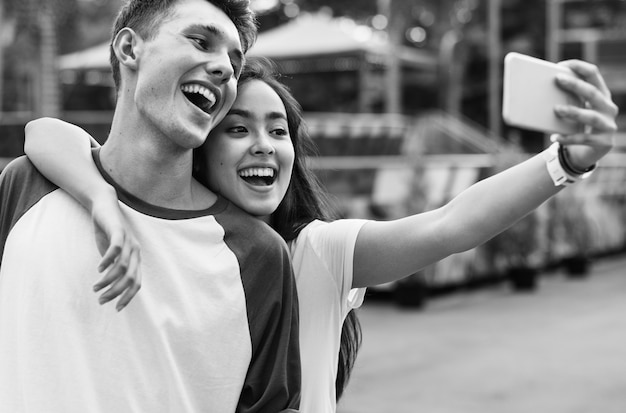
[194,56,362,400]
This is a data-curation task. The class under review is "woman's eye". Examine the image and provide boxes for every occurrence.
[272,128,289,137]
[228,126,247,134]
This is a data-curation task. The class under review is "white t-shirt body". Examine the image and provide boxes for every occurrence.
[289,219,368,413]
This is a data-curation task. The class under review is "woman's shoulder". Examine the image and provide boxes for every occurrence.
[299,219,368,239]
[290,218,368,255]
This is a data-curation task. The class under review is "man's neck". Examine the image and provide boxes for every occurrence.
[100,111,216,210]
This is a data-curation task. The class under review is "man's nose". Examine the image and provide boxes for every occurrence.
[205,52,234,84]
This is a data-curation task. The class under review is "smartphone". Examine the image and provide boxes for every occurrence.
[502,52,583,134]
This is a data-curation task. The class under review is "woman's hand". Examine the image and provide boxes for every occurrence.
[90,187,142,311]
[552,59,619,168]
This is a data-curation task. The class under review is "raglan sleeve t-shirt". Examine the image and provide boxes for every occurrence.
[0,155,301,413]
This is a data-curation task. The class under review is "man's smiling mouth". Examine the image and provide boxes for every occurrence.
[181,83,217,114]
[239,167,276,186]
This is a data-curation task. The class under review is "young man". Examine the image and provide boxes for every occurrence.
[0,0,300,412]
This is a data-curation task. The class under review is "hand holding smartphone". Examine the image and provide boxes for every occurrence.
[502,52,583,134]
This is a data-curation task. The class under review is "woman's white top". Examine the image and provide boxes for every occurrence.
[289,219,368,413]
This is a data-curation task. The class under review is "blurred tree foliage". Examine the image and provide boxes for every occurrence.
[3,0,624,120]
[1,0,123,113]
[458,0,547,132]
[69,0,125,50]
[296,0,378,20]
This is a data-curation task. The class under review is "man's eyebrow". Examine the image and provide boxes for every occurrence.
[187,23,223,36]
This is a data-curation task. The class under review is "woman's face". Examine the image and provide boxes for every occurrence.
[202,79,295,218]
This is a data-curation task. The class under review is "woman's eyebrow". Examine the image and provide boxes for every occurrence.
[227,109,287,121]
[267,112,287,121]
[227,109,251,118]
[226,108,287,121]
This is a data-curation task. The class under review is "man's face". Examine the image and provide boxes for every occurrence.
[133,0,243,150]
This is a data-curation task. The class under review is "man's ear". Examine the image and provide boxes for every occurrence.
[112,28,142,70]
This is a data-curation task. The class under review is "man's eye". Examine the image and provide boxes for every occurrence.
[189,36,209,49]
[232,63,242,79]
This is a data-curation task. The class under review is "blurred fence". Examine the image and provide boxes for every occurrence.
[302,111,626,289]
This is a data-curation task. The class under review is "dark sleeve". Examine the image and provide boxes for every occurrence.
[0,156,56,266]
[219,212,301,413]
[237,241,301,413]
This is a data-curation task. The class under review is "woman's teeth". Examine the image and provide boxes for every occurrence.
[239,168,275,178]
[239,168,276,185]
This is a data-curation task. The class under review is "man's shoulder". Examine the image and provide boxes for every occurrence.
[1,155,55,191]
[221,201,279,233]
[1,155,35,178]
[1,156,58,256]
[217,201,289,254]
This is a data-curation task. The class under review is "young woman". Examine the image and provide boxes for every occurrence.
[24,57,618,412]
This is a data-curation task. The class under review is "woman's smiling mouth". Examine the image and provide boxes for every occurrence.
[239,167,277,186]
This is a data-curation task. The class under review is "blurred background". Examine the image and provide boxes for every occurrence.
[2,0,625,297]
[1,0,626,410]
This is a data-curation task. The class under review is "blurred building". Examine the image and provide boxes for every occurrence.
[3,1,626,294]
[546,0,626,133]
[57,13,439,115]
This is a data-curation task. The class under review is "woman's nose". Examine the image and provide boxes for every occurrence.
[252,133,275,155]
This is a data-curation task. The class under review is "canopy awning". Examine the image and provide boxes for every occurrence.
[59,42,110,71]
[58,13,437,71]
[248,13,436,68]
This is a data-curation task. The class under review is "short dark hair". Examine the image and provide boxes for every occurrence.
[109,0,257,91]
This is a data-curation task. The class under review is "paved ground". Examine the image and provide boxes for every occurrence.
[337,255,626,413]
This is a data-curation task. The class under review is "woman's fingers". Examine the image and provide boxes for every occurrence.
[555,61,619,117]
[549,61,619,169]
[559,60,611,97]
[553,60,618,141]
[89,196,143,310]
[98,252,141,311]
[93,233,141,308]
[94,239,132,295]
[114,254,142,312]
[96,241,141,308]
[554,104,618,135]
[97,231,124,272]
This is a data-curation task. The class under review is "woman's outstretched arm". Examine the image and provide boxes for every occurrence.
[352,59,618,289]
[24,118,141,310]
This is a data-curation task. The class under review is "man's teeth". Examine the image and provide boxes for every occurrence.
[181,84,216,108]
[239,168,275,178]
